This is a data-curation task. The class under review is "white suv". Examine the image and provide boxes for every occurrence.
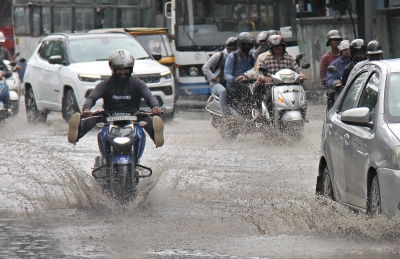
[23,33,175,123]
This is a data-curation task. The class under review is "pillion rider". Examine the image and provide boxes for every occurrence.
[68,49,164,148]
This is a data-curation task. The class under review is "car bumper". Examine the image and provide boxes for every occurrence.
[377,168,400,217]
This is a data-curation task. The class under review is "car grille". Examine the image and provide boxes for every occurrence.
[100,74,161,84]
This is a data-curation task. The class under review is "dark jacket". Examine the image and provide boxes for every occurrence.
[341,62,355,87]
[83,76,159,113]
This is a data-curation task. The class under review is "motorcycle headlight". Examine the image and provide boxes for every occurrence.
[189,66,199,76]
[78,74,101,82]
[114,137,130,144]
[392,146,400,169]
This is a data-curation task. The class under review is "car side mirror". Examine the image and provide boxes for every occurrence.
[48,55,63,65]
[152,52,162,61]
[341,107,373,128]
[327,65,338,73]
[302,63,310,69]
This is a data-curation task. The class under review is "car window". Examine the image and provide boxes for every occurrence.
[51,40,65,60]
[338,71,368,113]
[358,72,380,117]
[386,73,400,122]
[67,36,151,63]
[39,40,55,60]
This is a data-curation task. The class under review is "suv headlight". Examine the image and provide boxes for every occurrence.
[78,74,101,82]
[161,71,172,79]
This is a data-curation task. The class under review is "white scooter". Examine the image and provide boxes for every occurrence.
[4,57,22,116]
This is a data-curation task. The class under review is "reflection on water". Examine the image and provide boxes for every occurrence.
[2,106,400,258]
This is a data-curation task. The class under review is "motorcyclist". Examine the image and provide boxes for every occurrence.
[326,40,351,111]
[68,49,164,147]
[320,30,342,88]
[202,37,237,120]
[341,39,367,87]
[253,30,276,58]
[224,32,256,102]
[0,32,11,61]
[346,40,383,84]
[255,35,306,115]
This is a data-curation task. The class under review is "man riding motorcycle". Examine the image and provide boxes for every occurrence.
[68,49,164,147]
[202,37,237,121]
[320,30,342,89]
[224,32,256,104]
[253,30,276,58]
[255,35,306,116]
[341,39,367,87]
[326,40,351,111]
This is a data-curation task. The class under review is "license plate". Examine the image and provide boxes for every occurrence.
[106,116,137,122]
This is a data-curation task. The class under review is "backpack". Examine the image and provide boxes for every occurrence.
[205,51,227,87]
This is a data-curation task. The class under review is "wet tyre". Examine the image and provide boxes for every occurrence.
[25,88,47,124]
[94,156,110,193]
[322,165,335,200]
[368,174,381,216]
[112,164,137,204]
[9,100,19,116]
[62,89,80,123]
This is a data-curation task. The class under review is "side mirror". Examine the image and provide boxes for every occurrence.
[327,65,338,73]
[341,107,373,128]
[9,61,17,67]
[152,52,162,61]
[14,52,20,58]
[295,53,304,60]
[302,63,310,69]
[48,55,63,65]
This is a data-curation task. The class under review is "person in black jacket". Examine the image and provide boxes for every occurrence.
[341,39,367,87]
[68,49,164,147]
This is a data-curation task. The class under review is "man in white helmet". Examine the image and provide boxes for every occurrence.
[0,32,11,61]
[68,49,164,147]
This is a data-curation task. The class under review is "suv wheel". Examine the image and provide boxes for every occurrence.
[25,88,47,124]
[62,89,80,123]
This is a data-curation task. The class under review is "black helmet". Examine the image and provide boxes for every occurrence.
[225,37,237,49]
[350,39,367,57]
[366,40,383,54]
[267,35,286,52]
[257,30,276,43]
[326,30,343,47]
[237,32,256,52]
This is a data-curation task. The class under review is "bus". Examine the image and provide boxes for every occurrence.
[12,0,299,99]
[165,0,300,99]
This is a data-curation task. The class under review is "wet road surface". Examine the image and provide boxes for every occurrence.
[1,103,400,258]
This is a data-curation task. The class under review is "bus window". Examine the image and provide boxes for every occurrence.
[75,8,94,32]
[14,7,29,34]
[118,8,140,27]
[103,8,117,28]
[54,8,72,33]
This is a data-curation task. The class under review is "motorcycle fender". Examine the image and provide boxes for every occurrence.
[281,111,303,122]
[114,155,133,165]
[9,90,19,101]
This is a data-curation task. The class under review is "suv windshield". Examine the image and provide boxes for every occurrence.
[67,36,151,63]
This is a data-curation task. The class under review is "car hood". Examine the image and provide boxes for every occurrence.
[68,60,169,75]
[388,124,400,141]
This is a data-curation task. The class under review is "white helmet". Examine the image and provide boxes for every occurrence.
[0,32,5,43]
[338,40,350,51]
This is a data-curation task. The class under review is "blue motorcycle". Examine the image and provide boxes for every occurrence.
[91,111,153,204]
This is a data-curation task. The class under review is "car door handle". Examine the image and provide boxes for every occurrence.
[344,133,349,146]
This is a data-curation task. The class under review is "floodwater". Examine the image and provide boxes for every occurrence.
[1,102,400,259]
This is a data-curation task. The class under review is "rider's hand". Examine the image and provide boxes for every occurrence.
[300,74,307,81]
[212,77,220,83]
[333,80,341,85]
[259,76,272,83]
[152,107,162,115]
[235,76,247,83]
[81,110,93,118]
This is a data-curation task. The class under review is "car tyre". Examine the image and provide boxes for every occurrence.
[25,88,47,124]
[322,165,335,200]
[368,174,381,216]
[63,89,80,123]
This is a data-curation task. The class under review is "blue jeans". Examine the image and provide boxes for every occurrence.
[212,83,228,116]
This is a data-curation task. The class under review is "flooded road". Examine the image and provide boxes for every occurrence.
[1,103,400,258]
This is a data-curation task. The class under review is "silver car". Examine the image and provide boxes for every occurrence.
[316,59,400,217]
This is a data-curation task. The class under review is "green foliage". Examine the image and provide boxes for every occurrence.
[326,0,352,15]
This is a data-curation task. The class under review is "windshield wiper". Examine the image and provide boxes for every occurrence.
[136,57,151,60]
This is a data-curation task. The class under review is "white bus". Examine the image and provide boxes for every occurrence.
[165,0,300,99]
[12,0,299,99]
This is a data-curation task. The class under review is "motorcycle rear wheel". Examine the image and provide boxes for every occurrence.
[112,164,137,204]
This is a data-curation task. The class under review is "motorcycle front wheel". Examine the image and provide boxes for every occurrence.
[112,164,137,204]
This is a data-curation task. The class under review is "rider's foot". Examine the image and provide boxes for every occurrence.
[68,113,81,144]
[153,116,164,147]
